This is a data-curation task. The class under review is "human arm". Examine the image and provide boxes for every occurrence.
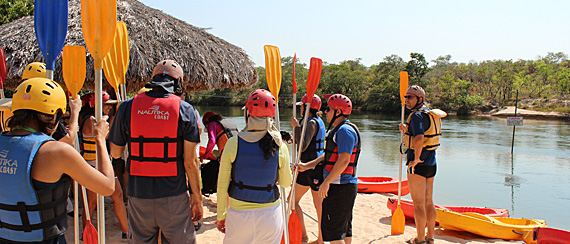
[408,134,424,172]
[202,122,219,160]
[216,137,237,230]
[318,152,351,199]
[298,120,317,153]
[67,96,81,143]
[277,141,293,188]
[183,140,203,222]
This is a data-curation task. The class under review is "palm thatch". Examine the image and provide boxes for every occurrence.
[0,0,257,93]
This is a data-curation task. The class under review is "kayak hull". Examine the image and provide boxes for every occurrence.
[357,177,409,195]
[386,198,509,220]
[436,209,546,241]
[531,227,570,244]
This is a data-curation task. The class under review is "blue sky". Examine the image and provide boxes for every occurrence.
[138,0,570,67]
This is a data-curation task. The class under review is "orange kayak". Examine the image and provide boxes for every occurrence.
[529,227,570,244]
[386,198,509,220]
[199,146,217,160]
[357,177,409,195]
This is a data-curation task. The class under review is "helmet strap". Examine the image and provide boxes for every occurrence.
[326,109,342,133]
[412,98,424,110]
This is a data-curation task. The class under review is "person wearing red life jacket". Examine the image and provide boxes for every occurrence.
[109,60,202,243]
[216,89,292,244]
[299,94,361,244]
[200,111,238,161]
[0,78,115,243]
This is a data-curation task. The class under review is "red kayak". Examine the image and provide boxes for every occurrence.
[531,227,570,244]
[357,177,409,195]
[386,198,509,220]
[199,146,217,160]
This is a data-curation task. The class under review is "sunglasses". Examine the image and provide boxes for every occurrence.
[404,95,416,99]
[325,107,331,112]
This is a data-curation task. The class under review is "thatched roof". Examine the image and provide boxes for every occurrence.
[0,0,257,93]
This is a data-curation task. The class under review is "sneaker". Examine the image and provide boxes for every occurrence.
[122,232,127,239]
[194,222,202,231]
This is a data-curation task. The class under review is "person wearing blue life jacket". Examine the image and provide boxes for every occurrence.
[299,94,361,244]
[399,85,445,244]
[290,94,326,244]
[109,60,203,244]
[216,89,292,244]
[0,78,116,244]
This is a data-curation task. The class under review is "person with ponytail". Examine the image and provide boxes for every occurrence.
[216,89,292,244]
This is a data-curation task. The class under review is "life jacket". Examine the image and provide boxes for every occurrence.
[79,108,96,161]
[213,118,238,153]
[0,133,71,243]
[228,137,279,203]
[404,106,446,151]
[300,117,325,162]
[323,121,361,176]
[129,93,182,177]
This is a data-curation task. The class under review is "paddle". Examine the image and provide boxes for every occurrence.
[62,45,87,243]
[82,1,117,242]
[34,0,68,80]
[0,47,6,99]
[291,53,297,174]
[103,21,129,101]
[81,185,98,244]
[264,45,290,244]
[391,71,408,235]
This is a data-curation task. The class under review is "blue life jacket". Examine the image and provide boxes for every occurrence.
[0,133,70,243]
[228,137,279,203]
[300,117,325,162]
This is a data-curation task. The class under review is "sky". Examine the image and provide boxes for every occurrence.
[137,0,570,67]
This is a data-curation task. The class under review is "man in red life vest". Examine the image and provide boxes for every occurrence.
[109,60,202,243]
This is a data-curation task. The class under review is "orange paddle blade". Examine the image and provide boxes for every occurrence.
[62,46,86,99]
[264,45,282,102]
[399,71,409,107]
[391,204,405,235]
[281,210,303,244]
[103,21,129,92]
[83,222,99,244]
[306,57,322,99]
[81,0,117,69]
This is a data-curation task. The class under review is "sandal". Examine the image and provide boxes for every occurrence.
[406,238,427,244]
[301,236,309,244]
[425,237,434,244]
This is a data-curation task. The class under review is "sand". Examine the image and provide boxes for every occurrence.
[64,190,520,244]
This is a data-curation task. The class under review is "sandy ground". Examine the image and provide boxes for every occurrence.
[64,190,521,244]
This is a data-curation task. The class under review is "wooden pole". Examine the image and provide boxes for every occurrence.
[510,90,519,154]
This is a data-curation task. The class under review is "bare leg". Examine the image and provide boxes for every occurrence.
[408,172,428,242]
[425,177,436,241]
[310,189,324,244]
[111,178,128,233]
[294,183,310,241]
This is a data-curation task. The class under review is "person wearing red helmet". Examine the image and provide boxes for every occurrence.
[291,94,326,244]
[399,85,446,244]
[200,111,238,162]
[299,93,361,244]
[216,89,292,244]
[109,60,202,243]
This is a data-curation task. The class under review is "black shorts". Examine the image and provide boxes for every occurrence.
[296,169,313,186]
[321,183,357,242]
[407,163,436,178]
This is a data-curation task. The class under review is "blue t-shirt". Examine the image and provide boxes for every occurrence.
[323,121,359,184]
[108,90,200,199]
[406,108,436,166]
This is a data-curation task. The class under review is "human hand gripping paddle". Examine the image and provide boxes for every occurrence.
[103,21,130,101]
[34,0,68,80]
[391,71,409,235]
[63,45,87,244]
[0,47,7,99]
[81,1,117,242]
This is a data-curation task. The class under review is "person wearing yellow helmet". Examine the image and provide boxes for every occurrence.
[21,62,47,80]
[0,78,116,243]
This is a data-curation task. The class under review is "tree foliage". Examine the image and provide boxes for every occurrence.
[0,0,34,25]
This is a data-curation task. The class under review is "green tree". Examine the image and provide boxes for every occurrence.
[0,0,34,25]
[405,53,430,87]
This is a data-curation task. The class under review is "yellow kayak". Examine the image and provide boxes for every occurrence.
[436,209,546,242]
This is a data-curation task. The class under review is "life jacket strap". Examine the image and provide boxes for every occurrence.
[230,181,276,192]
[0,194,68,232]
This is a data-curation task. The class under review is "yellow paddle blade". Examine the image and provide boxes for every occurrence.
[264,45,282,102]
[391,204,405,235]
[62,46,86,99]
[103,21,130,93]
[81,0,117,69]
[399,71,409,107]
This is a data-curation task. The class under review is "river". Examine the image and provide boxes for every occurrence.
[195,105,570,229]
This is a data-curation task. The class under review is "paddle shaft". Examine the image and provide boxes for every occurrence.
[397,107,405,205]
[288,103,311,216]
[95,69,106,243]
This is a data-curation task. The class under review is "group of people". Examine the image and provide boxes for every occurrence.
[0,58,443,244]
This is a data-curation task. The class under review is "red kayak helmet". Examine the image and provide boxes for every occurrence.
[88,91,112,108]
[406,85,425,101]
[202,111,217,126]
[327,94,352,115]
[245,89,276,117]
[301,94,322,110]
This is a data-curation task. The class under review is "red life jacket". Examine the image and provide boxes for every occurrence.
[129,93,181,177]
[323,121,361,176]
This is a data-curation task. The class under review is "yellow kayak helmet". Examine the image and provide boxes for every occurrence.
[12,78,67,115]
[22,62,47,80]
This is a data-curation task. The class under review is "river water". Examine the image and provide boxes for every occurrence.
[195,105,570,229]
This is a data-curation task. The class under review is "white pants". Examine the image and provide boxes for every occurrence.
[224,204,283,244]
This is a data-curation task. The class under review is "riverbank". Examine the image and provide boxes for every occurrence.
[486,106,570,119]
[66,191,521,244]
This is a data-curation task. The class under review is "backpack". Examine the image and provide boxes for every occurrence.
[200,159,220,196]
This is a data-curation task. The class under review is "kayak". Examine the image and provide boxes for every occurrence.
[357,177,409,195]
[436,209,546,241]
[199,146,217,160]
[529,227,570,244]
[386,198,509,220]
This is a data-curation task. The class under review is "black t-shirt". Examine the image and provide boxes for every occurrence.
[51,121,68,141]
